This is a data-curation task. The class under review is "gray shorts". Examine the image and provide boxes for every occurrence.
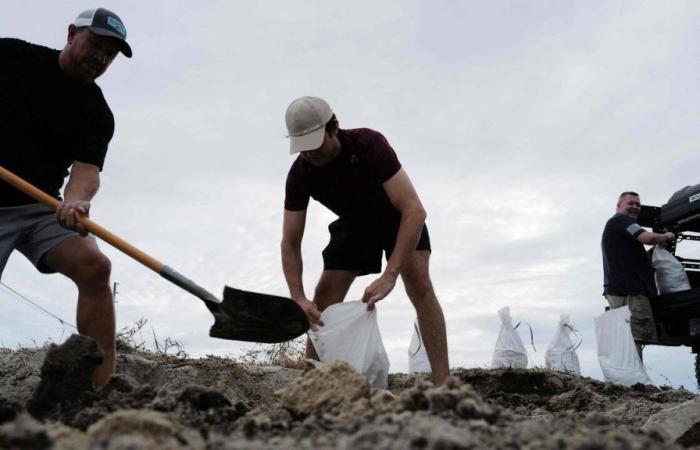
[0,204,80,276]
[604,294,659,343]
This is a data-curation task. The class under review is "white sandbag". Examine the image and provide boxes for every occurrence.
[491,306,528,369]
[594,306,651,386]
[408,320,431,373]
[652,247,690,295]
[545,314,581,375]
[309,301,390,388]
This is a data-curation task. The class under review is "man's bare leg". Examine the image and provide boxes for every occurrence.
[401,251,449,384]
[305,270,357,359]
[45,236,114,387]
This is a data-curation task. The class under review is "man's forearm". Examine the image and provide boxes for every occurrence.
[384,207,427,277]
[281,241,306,301]
[639,231,675,245]
[64,164,100,202]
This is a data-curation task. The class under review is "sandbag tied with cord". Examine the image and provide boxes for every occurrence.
[492,306,532,369]
[545,314,581,375]
[408,319,430,374]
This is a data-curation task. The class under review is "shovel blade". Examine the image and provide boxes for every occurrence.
[207,286,309,343]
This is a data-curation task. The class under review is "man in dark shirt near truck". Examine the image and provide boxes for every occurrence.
[280,96,449,384]
[0,8,132,387]
[602,191,675,360]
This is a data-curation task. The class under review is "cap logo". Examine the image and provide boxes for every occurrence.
[690,193,700,203]
[107,16,126,36]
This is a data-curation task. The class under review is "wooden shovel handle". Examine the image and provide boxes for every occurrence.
[0,166,166,274]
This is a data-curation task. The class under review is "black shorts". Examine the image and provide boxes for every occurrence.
[322,218,431,276]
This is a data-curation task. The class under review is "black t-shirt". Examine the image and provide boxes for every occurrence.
[0,38,114,206]
[601,213,656,297]
[284,128,402,224]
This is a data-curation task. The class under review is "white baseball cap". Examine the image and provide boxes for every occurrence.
[285,96,334,154]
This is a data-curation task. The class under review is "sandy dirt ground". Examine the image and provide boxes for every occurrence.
[0,334,697,449]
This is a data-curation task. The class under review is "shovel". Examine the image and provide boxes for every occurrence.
[0,166,309,343]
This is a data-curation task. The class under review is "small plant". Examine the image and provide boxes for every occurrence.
[152,329,188,359]
[116,318,147,351]
[116,318,187,359]
[239,337,306,369]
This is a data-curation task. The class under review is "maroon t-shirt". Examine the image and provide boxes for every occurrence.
[285,128,402,223]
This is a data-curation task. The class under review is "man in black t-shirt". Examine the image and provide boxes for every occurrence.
[0,8,132,387]
[601,191,675,360]
[281,96,449,384]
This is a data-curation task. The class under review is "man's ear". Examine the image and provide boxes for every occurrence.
[329,121,340,136]
[67,24,78,44]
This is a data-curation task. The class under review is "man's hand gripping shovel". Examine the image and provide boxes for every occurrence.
[0,166,309,343]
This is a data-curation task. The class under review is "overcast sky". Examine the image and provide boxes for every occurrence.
[1,1,699,390]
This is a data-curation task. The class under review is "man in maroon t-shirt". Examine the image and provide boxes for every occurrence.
[281,96,449,383]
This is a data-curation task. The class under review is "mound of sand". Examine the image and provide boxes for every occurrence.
[0,334,697,449]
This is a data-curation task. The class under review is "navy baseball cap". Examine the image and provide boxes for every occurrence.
[73,8,132,58]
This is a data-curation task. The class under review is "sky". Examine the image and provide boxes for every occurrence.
[1,1,699,390]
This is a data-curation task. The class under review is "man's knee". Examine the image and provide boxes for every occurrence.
[313,271,355,309]
[313,283,345,310]
[72,250,112,286]
[405,274,434,301]
[402,252,435,299]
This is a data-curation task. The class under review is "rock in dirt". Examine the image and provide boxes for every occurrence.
[0,412,51,450]
[0,397,20,424]
[22,409,207,450]
[45,422,91,450]
[28,334,102,419]
[279,360,374,418]
[87,409,205,450]
[643,397,700,446]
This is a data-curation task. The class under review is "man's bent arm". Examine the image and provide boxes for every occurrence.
[64,161,100,203]
[282,208,323,329]
[383,168,427,277]
[637,231,675,245]
[362,168,426,307]
[58,161,101,235]
[281,209,308,302]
